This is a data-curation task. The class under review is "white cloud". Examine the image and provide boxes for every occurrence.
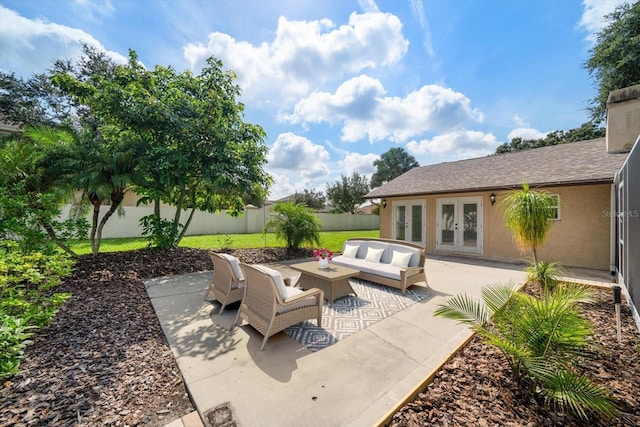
[283,76,483,143]
[507,127,548,141]
[0,5,127,77]
[74,0,115,20]
[339,152,379,176]
[183,11,408,106]
[409,0,435,57]
[578,0,631,42]
[266,133,330,179]
[512,114,528,127]
[407,129,498,160]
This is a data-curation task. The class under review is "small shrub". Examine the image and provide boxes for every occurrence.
[0,250,73,378]
[264,202,321,250]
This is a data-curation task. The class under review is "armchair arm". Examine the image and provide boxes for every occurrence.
[282,288,324,305]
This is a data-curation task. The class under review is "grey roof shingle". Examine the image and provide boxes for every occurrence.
[366,138,628,198]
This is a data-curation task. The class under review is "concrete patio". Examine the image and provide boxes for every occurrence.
[145,255,611,427]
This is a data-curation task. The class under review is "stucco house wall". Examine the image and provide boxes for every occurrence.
[378,183,613,270]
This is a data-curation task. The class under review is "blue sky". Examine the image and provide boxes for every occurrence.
[0,0,631,199]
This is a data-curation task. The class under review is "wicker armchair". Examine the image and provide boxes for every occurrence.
[204,253,246,314]
[235,263,324,351]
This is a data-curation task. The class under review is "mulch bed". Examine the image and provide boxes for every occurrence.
[1,247,638,426]
[0,247,309,426]
[389,286,640,427]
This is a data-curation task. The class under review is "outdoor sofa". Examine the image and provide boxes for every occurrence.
[331,238,427,295]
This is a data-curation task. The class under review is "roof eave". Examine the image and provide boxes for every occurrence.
[364,177,615,199]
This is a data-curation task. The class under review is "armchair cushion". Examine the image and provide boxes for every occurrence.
[219,253,244,281]
[253,264,288,300]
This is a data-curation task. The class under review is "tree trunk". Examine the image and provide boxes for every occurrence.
[94,190,125,256]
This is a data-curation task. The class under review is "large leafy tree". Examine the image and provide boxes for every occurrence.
[326,172,369,214]
[292,189,326,210]
[370,147,419,188]
[495,122,605,154]
[0,71,72,128]
[54,50,272,248]
[585,2,640,124]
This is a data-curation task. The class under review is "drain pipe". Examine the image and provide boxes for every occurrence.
[610,182,617,276]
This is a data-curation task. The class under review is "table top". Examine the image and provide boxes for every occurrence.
[289,261,360,280]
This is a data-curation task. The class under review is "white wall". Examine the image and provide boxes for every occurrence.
[60,205,379,238]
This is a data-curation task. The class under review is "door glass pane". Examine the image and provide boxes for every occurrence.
[411,205,422,242]
[463,203,477,247]
[395,206,406,240]
[441,204,455,244]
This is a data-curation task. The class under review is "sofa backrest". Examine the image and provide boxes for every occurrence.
[343,238,425,267]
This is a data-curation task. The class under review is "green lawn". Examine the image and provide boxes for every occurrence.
[69,230,380,255]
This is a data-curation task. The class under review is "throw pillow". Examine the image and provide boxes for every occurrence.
[365,247,384,263]
[343,244,359,258]
[219,253,244,281]
[391,251,413,268]
[253,264,288,300]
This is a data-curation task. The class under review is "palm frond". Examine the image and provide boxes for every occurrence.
[539,369,618,419]
[434,293,489,327]
[481,281,519,314]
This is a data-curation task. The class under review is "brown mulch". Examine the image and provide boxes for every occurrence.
[0,247,309,427]
[390,286,640,427]
[1,247,638,426]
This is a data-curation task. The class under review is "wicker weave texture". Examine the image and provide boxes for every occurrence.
[236,263,323,351]
[204,253,246,314]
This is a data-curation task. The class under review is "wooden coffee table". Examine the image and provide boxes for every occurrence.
[290,261,359,303]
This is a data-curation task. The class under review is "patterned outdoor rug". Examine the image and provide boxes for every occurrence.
[284,279,429,352]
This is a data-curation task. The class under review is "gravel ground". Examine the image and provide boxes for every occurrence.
[1,247,638,426]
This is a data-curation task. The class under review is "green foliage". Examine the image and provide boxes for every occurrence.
[525,260,565,294]
[0,250,73,379]
[53,49,273,249]
[370,147,419,188]
[585,2,640,124]
[500,183,556,266]
[326,172,370,214]
[495,122,605,154]
[140,215,182,250]
[435,282,617,419]
[292,189,326,210]
[0,129,88,256]
[264,202,321,250]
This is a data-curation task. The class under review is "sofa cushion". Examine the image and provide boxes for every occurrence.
[253,264,287,300]
[391,250,413,268]
[365,247,384,263]
[343,243,359,259]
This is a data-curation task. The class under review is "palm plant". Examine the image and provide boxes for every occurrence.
[524,260,565,294]
[434,282,618,419]
[501,183,556,268]
[0,126,84,256]
[264,202,321,250]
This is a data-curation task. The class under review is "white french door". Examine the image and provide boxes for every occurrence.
[436,197,483,254]
[392,200,426,245]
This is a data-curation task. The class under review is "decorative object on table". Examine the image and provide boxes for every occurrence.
[313,248,333,269]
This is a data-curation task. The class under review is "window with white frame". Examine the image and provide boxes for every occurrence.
[548,194,560,220]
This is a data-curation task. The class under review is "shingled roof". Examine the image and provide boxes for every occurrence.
[366,138,629,198]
